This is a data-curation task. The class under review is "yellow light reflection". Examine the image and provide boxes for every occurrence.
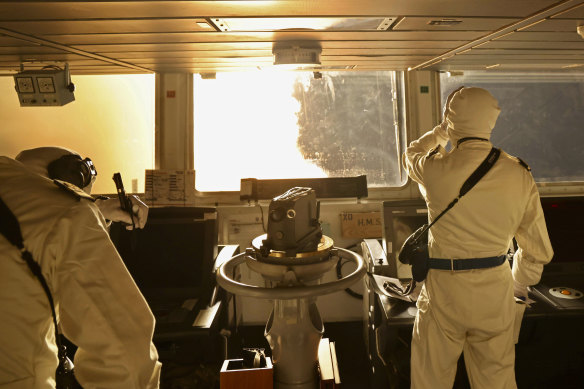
[0,74,155,194]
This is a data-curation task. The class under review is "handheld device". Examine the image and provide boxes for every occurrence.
[113,173,135,227]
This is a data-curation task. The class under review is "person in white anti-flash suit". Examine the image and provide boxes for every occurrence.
[403,87,553,389]
[0,147,160,388]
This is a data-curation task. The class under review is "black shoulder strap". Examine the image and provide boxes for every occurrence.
[420,147,500,237]
[0,196,66,360]
[458,147,501,198]
[0,196,26,249]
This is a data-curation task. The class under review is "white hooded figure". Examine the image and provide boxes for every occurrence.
[0,147,160,388]
[403,87,553,389]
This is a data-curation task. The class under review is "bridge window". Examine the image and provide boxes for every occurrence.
[0,74,155,194]
[440,71,584,183]
[193,71,407,191]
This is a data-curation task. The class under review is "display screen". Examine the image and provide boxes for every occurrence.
[110,207,218,301]
[382,199,428,278]
[540,197,584,264]
[390,215,428,258]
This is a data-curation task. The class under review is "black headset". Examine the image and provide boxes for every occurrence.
[47,154,98,189]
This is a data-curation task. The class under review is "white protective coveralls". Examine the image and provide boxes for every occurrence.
[0,156,161,388]
[403,87,553,389]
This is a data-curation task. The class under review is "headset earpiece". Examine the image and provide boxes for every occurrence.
[47,155,88,189]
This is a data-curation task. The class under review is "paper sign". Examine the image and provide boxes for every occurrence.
[340,211,382,238]
[144,169,196,206]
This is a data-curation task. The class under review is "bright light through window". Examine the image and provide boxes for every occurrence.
[194,71,326,191]
[194,71,406,191]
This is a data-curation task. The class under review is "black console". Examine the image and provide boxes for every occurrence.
[529,197,584,311]
[531,263,584,310]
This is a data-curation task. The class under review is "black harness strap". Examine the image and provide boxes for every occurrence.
[456,137,489,147]
[0,196,66,361]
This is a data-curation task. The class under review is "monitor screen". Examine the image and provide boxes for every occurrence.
[110,207,218,301]
[382,200,428,279]
[540,197,584,264]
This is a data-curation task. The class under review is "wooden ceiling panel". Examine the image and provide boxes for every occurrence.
[77,40,464,53]
[112,50,274,59]
[481,40,584,49]
[445,54,584,62]
[550,3,584,18]
[432,63,581,71]
[0,46,66,55]
[0,63,138,72]
[91,42,272,53]
[0,0,582,74]
[0,53,92,63]
[126,55,433,65]
[0,35,44,47]
[496,31,584,41]
[0,1,561,20]
[465,48,584,55]
[151,63,421,73]
[129,57,274,65]
[392,17,518,31]
[519,18,584,32]
[42,31,486,45]
[0,19,217,35]
[96,47,444,59]
[0,58,123,67]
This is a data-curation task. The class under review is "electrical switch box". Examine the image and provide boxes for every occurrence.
[14,67,75,107]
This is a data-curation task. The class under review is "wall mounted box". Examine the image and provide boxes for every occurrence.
[14,68,75,106]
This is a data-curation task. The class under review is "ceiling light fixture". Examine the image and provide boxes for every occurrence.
[428,19,462,26]
[273,45,321,66]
